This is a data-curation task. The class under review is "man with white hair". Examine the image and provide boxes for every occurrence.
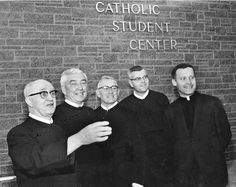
[7,79,111,187]
[95,75,145,187]
[53,68,107,187]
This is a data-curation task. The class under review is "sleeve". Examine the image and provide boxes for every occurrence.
[7,126,74,175]
[214,98,232,152]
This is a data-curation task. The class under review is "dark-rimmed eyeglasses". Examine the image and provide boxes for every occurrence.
[98,86,118,91]
[130,75,148,82]
[28,90,58,99]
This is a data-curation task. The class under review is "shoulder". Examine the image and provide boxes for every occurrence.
[149,90,169,105]
[119,94,135,107]
[54,102,68,114]
[149,90,168,99]
[7,119,31,138]
[195,92,221,104]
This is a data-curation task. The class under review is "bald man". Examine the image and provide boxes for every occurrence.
[7,79,111,187]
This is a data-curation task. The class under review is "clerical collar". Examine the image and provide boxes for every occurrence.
[29,113,53,125]
[101,101,118,111]
[133,89,149,100]
[179,92,196,101]
[65,99,84,108]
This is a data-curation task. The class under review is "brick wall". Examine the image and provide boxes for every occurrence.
[0,0,235,186]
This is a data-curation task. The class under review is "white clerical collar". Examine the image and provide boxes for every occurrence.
[29,113,53,125]
[133,89,149,100]
[65,99,84,108]
[101,101,118,111]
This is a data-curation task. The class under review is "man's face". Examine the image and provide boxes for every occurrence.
[172,67,197,97]
[27,80,56,118]
[129,69,149,93]
[96,79,119,107]
[62,73,87,104]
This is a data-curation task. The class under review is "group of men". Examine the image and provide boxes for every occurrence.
[7,63,231,187]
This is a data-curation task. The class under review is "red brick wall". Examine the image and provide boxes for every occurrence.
[0,0,235,186]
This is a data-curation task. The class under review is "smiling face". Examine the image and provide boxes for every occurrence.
[25,80,56,119]
[172,67,197,98]
[62,73,88,105]
[128,69,149,94]
[96,78,119,108]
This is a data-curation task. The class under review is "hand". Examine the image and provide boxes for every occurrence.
[77,121,112,145]
[132,183,144,187]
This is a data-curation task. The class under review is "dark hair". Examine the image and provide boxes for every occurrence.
[129,65,144,73]
[171,63,195,79]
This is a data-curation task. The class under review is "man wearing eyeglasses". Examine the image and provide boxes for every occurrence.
[7,79,111,187]
[53,68,110,187]
[120,65,173,187]
[95,76,145,187]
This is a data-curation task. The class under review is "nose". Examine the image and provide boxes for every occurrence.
[75,83,83,90]
[186,77,192,84]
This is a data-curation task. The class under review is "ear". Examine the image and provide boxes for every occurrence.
[61,85,66,95]
[96,89,101,99]
[117,88,120,96]
[25,97,33,107]
[128,79,133,88]
[172,79,177,87]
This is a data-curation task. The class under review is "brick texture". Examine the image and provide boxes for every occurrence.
[0,0,235,186]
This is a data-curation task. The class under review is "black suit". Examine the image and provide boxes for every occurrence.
[120,90,173,187]
[7,117,76,187]
[95,103,145,187]
[164,92,232,187]
[53,102,102,187]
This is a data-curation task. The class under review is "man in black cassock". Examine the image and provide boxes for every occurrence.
[95,75,145,187]
[53,68,105,187]
[164,63,231,187]
[7,79,111,187]
[120,65,173,187]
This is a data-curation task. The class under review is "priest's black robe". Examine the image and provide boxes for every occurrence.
[95,103,145,187]
[7,117,76,187]
[120,90,173,187]
[53,102,102,187]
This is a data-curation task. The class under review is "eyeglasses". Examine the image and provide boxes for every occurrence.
[130,75,148,82]
[28,90,58,99]
[98,85,118,91]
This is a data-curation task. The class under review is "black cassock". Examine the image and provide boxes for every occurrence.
[7,117,76,187]
[120,90,173,187]
[53,102,102,187]
[95,103,145,187]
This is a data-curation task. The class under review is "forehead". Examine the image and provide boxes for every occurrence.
[66,73,86,82]
[176,67,194,77]
[99,78,117,86]
[130,69,146,77]
[32,80,54,92]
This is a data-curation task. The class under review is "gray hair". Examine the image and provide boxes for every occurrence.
[97,75,117,89]
[60,68,87,88]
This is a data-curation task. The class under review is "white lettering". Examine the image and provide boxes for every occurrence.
[112,21,119,31]
[95,2,104,13]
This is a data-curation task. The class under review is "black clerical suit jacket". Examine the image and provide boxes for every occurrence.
[164,92,232,186]
[7,117,76,187]
[95,103,145,187]
[53,102,102,187]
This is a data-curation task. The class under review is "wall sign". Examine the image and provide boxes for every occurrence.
[96,2,178,51]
